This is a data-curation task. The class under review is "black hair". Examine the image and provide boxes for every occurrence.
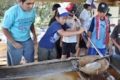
[48,10,60,26]
[21,0,26,3]
[84,4,91,9]
[52,4,61,11]
[106,13,112,17]
[48,4,61,26]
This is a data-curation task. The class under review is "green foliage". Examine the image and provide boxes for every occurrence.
[75,2,84,17]
[0,0,17,24]
[34,2,83,28]
[0,1,83,28]
[34,2,57,28]
[0,0,17,17]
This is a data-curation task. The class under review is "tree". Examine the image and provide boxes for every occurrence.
[0,0,17,16]
[0,1,83,28]
[34,2,57,28]
[0,0,17,23]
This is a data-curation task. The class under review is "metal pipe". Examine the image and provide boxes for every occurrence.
[83,31,104,57]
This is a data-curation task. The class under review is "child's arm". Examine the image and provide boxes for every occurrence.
[69,21,76,31]
[76,27,80,50]
[86,31,92,48]
[69,15,78,31]
[58,27,85,37]
[86,17,95,48]
[111,38,120,51]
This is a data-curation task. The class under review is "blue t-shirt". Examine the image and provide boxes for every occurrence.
[2,4,36,41]
[39,21,70,49]
[88,17,110,48]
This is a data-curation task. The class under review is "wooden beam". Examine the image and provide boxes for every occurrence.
[35,0,85,2]
[35,0,114,2]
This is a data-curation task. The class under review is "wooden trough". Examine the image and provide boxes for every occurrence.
[0,56,120,80]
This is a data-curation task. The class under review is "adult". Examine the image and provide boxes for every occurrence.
[2,0,36,66]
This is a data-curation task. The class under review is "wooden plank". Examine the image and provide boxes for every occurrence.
[0,43,6,57]
[35,0,85,2]
[35,0,114,2]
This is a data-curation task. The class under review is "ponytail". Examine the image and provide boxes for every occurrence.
[48,10,60,26]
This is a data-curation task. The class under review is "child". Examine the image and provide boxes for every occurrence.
[48,3,61,59]
[111,25,120,60]
[61,2,81,59]
[38,7,85,61]
[76,0,96,57]
[87,2,110,56]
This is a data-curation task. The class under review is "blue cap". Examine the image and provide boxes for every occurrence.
[91,0,96,9]
[86,0,96,9]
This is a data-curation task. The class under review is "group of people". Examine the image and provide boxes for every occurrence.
[1,0,120,66]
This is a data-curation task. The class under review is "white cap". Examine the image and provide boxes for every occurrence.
[58,7,70,17]
[85,0,96,8]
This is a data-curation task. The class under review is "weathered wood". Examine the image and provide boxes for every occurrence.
[0,57,80,80]
[35,0,85,2]
[35,0,114,2]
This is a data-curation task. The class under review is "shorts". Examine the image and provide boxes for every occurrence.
[62,42,76,55]
[88,47,106,56]
[37,46,57,61]
[79,39,87,48]
[79,34,87,49]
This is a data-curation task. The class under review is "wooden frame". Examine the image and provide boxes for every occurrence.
[35,0,114,2]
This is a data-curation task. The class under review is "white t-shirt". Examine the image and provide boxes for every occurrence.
[79,9,90,31]
[62,18,81,43]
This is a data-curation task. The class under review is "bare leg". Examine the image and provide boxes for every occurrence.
[85,49,88,55]
[61,55,67,59]
[70,52,75,57]
[76,48,82,57]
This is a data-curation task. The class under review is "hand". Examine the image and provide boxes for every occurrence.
[86,41,90,48]
[73,15,78,23]
[79,27,85,33]
[110,24,115,27]
[33,36,37,44]
[12,42,22,49]
[73,14,77,20]
[76,43,79,50]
